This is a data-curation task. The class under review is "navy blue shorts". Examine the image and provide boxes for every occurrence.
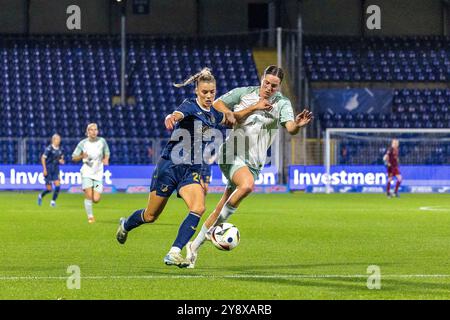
[44,170,60,184]
[150,158,202,198]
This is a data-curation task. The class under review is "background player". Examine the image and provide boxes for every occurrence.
[116,68,232,267]
[72,123,110,223]
[383,139,402,198]
[185,65,313,268]
[37,134,64,207]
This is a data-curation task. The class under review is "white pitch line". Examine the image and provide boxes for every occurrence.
[419,206,450,212]
[1,274,450,281]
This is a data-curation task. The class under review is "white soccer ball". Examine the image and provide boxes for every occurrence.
[211,223,240,251]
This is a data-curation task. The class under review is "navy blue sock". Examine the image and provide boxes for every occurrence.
[52,186,60,201]
[172,212,201,250]
[41,189,51,198]
[124,209,146,232]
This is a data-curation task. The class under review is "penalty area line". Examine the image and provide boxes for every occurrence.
[1,274,450,281]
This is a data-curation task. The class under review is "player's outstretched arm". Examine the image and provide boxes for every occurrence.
[212,100,236,126]
[284,109,313,135]
[233,98,272,123]
[164,112,184,130]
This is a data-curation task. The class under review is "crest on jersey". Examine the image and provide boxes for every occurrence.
[160,184,169,193]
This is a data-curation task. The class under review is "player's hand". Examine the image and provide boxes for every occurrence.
[295,109,313,128]
[165,114,177,131]
[82,152,89,159]
[253,98,273,112]
[59,158,65,164]
[43,169,48,177]
[224,111,236,127]
[102,158,109,166]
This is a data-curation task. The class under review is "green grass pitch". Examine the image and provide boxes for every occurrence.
[0,192,449,300]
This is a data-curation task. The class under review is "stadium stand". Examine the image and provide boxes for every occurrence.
[1,35,448,164]
[304,36,450,82]
[0,35,259,164]
[320,88,450,129]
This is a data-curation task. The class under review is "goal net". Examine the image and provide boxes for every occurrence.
[323,128,450,193]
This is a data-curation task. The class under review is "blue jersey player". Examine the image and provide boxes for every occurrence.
[116,68,235,267]
[37,134,65,207]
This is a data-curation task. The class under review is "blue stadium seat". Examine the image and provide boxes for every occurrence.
[0,35,258,164]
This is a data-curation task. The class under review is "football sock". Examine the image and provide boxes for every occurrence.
[169,247,181,254]
[215,203,237,225]
[123,209,146,232]
[191,224,209,252]
[386,181,391,194]
[40,189,51,198]
[52,186,60,201]
[84,199,93,218]
[394,181,401,193]
[172,212,201,250]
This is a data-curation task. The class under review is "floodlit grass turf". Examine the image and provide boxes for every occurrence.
[0,192,449,300]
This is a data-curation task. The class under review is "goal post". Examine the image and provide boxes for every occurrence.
[324,128,450,193]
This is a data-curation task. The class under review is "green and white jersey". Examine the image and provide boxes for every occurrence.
[218,86,294,170]
[72,137,110,181]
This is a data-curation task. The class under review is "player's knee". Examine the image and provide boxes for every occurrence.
[92,196,101,204]
[239,183,254,195]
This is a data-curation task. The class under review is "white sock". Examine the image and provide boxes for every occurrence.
[169,246,181,254]
[84,199,93,218]
[216,203,237,225]
[191,224,209,252]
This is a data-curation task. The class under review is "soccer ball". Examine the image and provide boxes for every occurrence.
[210,223,240,251]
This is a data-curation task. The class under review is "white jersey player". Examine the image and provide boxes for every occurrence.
[185,65,313,267]
[72,123,110,223]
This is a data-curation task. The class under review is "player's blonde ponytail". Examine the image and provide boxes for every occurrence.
[173,67,215,88]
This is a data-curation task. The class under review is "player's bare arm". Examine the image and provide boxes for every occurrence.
[103,155,110,166]
[212,99,236,126]
[383,153,390,167]
[164,112,184,130]
[233,98,273,123]
[284,109,313,135]
[41,155,48,176]
[72,152,88,162]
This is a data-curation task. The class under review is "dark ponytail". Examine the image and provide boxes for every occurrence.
[263,65,284,83]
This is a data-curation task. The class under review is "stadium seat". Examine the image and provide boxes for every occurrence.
[0,35,259,164]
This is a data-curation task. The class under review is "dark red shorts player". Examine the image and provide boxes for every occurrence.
[383,139,402,198]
